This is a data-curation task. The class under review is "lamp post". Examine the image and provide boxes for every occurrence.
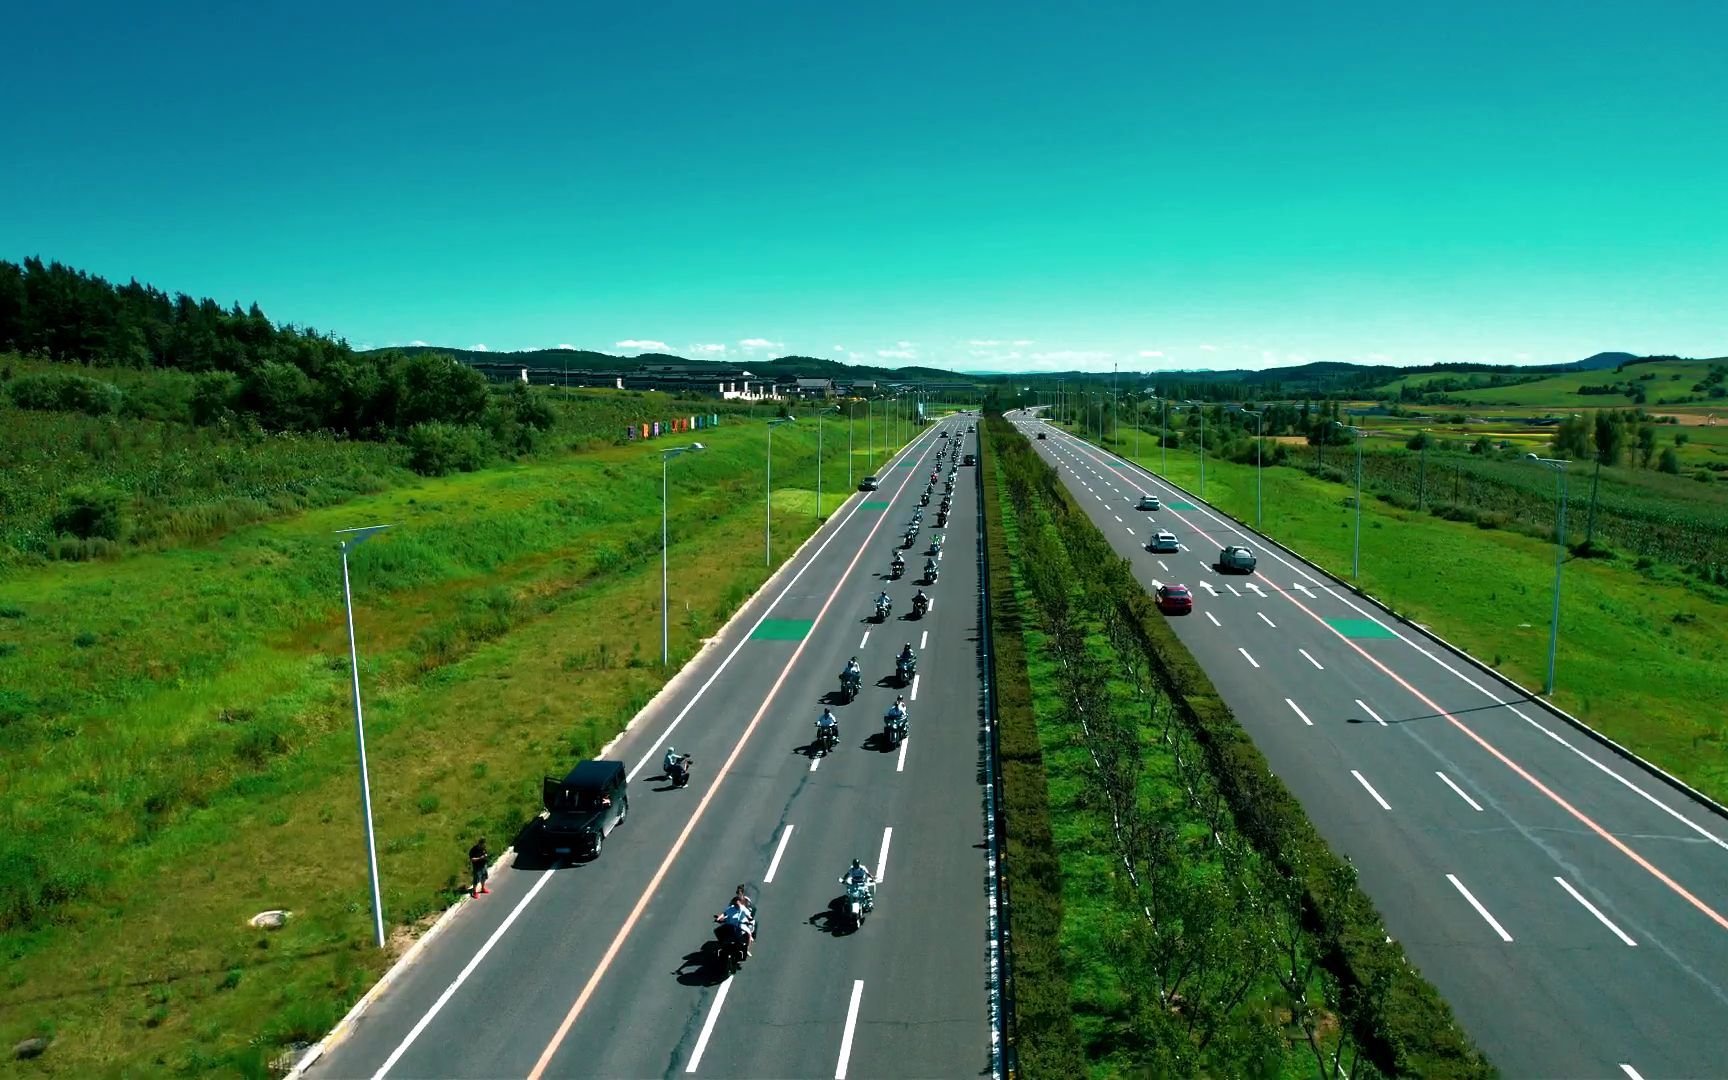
[660,443,705,666]
[1234,407,1265,528]
[1180,400,1208,499]
[1159,398,1168,476]
[816,404,841,520]
[765,415,796,565]
[847,401,854,491]
[1524,454,1570,694]
[1334,422,1366,581]
[335,523,396,949]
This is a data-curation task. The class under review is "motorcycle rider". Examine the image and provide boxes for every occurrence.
[714,891,756,957]
[663,746,690,783]
[816,707,840,749]
[844,655,861,680]
[885,695,909,733]
[913,588,930,614]
[841,858,876,910]
[925,556,940,580]
[875,589,891,615]
[890,551,904,576]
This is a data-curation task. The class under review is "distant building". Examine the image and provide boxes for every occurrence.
[792,378,835,399]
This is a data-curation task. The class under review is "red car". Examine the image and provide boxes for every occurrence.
[1156,583,1193,615]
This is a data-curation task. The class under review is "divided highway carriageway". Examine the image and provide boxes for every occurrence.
[1009,409,1728,1080]
[303,415,997,1079]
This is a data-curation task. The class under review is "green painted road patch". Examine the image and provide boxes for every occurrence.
[752,618,815,641]
[1326,618,1397,639]
[861,500,889,510]
[1166,500,1197,510]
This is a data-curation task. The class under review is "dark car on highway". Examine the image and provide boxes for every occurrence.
[859,475,880,491]
[539,760,628,859]
[1036,432,1047,439]
[962,453,977,465]
[1156,583,1193,614]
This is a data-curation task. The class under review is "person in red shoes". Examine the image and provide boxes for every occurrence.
[469,837,491,897]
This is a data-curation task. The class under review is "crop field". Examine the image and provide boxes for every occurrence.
[0,416,911,1075]
[1390,357,1726,408]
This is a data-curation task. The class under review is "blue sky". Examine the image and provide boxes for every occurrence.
[4,0,1725,372]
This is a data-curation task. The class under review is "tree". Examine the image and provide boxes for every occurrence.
[1592,411,1624,466]
[1405,431,1432,451]
[1658,447,1681,474]
[1638,425,1658,468]
[1551,415,1590,459]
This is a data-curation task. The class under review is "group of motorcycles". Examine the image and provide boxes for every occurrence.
[706,432,972,971]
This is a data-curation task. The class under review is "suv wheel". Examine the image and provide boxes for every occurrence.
[590,832,603,859]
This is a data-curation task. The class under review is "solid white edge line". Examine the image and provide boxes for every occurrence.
[1299,648,1324,670]
[1351,769,1392,811]
[763,825,794,884]
[1286,698,1314,726]
[909,672,920,701]
[1237,647,1260,669]
[1356,698,1387,727]
[1257,611,1276,628]
[372,869,560,1078]
[1447,873,1514,942]
[835,981,866,1079]
[1205,611,1220,627]
[684,976,734,1073]
[1435,771,1484,811]
[876,826,893,884]
[1554,877,1638,946]
[896,734,909,773]
[919,630,927,650]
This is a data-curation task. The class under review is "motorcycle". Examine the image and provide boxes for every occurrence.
[919,491,929,507]
[925,562,940,585]
[902,529,918,549]
[884,705,908,747]
[896,653,917,685]
[936,511,948,527]
[666,755,693,788]
[713,917,751,973]
[875,597,892,621]
[912,593,929,618]
[814,721,840,755]
[840,878,875,930]
[889,558,904,580]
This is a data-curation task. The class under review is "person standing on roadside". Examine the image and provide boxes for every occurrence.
[469,837,491,897]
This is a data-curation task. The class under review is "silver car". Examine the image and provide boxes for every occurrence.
[1148,530,1179,553]
[1135,495,1161,511]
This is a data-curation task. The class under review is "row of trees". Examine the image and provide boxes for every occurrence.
[1549,408,1691,473]
[987,416,1490,1077]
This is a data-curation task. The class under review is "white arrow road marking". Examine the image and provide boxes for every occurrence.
[1246,582,1266,597]
[1286,699,1314,726]
[1447,874,1513,942]
[1555,877,1637,946]
[1198,581,1218,596]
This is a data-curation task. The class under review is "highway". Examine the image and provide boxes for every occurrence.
[306,416,994,1079]
[1009,410,1728,1080]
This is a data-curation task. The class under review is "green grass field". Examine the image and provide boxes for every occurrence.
[0,416,911,1076]
[1380,357,1728,408]
[1106,439,1728,803]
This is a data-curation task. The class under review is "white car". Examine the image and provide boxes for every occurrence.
[1148,530,1179,553]
[1135,495,1161,511]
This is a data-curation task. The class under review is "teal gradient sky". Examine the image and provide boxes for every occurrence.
[5,1,1725,372]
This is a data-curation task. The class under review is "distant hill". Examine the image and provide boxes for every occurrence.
[369,345,962,383]
[1552,351,1636,372]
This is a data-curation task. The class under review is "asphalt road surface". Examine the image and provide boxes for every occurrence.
[1010,410,1728,1080]
[308,416,993,1079]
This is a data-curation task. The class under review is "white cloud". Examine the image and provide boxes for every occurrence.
[1138,349,1164,358]
[877,349,917,359]
[832,344,845,352]
[616,339,669,351]
[690,343,728,354]
[895,340,917,349]
[1030,350,1113,363]
[556,343,577,351]
[409,339,428,347]
[469,343,489,352]
[968,339,1006,347]
[1012,339,1034,346]
[739,337,783,350]
[1199,343,1218,352]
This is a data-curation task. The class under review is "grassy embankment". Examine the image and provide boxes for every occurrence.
[1093,425,1728,805]
[985,418,1489,1078]
[0,415,906,1077]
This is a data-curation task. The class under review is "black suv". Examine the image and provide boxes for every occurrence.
[539,760,628,859]
[962,453,977,466]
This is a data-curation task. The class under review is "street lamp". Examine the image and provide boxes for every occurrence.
[1334,422,1367,581]
[1233,407,1265,528]
[847,400,854,491]
[816,403,841,521]
[335,523,396,949]
[660,443,705,667]
[1178,401,1208,499]
[765,415,796,565]
[1524,454,1570,694]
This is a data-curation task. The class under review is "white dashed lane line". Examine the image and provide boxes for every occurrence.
[1237,647,1260,669]
[1351,769,1392,810]
[1286,698,1314,726]
[1555,877,1638,947]
[1257,612,1276,628]
[1299,648,1324,670]
[1204,611,1220,626]
[1448,874,1514,942]
[1436,771,1484,811]
[1356,699,1387,727]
